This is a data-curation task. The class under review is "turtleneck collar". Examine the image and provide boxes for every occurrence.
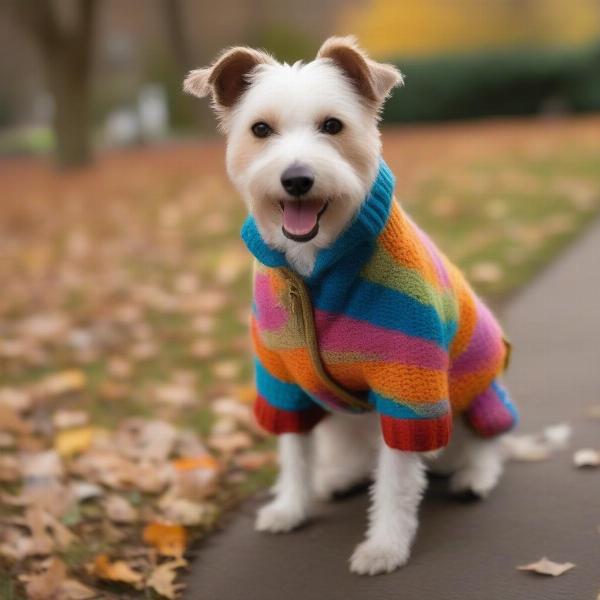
[240,159,395,279]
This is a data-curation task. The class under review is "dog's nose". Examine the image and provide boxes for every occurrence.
[281,164,314,197]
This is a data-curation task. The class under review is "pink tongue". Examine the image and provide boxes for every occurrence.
[282,200,323,236]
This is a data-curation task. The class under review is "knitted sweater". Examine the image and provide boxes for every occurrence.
[241,160,518,451]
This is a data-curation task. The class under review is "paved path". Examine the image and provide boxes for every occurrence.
[185,223,600,600]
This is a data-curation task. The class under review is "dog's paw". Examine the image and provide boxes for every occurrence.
[255,501,307,533]
[449,467,499,499]
[349,540,408,575]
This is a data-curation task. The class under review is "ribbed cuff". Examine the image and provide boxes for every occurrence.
[380,412,452,451]
[254,395,326,435]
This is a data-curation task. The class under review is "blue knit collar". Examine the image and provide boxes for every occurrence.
[240,159,395,278]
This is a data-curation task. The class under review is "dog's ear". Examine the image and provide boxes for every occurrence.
[184,47,275,109]
[317,36,403,106]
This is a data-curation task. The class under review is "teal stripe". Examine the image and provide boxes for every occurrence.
[254,359,313,411]
[371,390,450,420]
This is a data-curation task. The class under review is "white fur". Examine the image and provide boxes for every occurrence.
[224,61,381,276]
[255,433,313,533]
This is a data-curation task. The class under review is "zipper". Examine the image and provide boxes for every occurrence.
[279,267,371,412]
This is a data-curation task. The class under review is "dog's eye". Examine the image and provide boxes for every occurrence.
[320,118,343,135]
[251,122,273,138]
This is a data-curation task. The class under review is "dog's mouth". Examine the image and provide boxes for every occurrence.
[279,199,328,243]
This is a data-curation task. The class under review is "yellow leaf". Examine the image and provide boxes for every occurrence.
[143,522,187,558]
[91,553,143,587]
[54,427,95,457]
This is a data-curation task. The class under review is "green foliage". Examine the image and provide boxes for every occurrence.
[383,43,600,123]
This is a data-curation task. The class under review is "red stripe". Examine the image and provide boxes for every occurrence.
[254,395,326,435]
[380,412,452,451]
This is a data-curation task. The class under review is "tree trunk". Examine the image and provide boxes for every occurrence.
[44,42,93,168]
[8,0,98,168]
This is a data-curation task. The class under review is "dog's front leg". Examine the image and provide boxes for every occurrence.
[255,432,313,533]
[350,443,426,575]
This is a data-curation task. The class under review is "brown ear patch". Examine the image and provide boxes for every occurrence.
[317,36,403,105]
[184,47,275,108]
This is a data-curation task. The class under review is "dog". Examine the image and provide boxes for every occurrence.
[184,36,518,576]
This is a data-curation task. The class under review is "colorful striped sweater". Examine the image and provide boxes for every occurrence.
[241,160,518,451]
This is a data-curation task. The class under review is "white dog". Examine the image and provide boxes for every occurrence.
[184,36,517,575]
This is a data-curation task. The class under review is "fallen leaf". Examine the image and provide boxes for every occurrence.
[208,431,253,455]
[143,522,187,558]
[36,370,86,397]
[91,553,143,587]
[55,427,95,458]
[573,448,600,468]
[517,557,575,576]
[24,506,54,555]
[0,403,32,435]
[53,409,89,430]
[146,558,187,599]
[470,261,503,284]
[235,450,276,471]
[20,557,67,600]
[159,497,216,526]
[104,494,138,523]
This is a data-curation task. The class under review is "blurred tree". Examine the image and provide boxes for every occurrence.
[6,0,98,167]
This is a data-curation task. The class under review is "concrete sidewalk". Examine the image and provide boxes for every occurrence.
[185,223,600,600]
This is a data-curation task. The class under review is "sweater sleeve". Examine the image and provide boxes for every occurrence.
[365,361,452,452]
[251,318,325,435]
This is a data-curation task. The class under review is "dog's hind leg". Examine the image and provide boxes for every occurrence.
[350,443,426,575]
[313,412,379,500]
[446,419,506,498]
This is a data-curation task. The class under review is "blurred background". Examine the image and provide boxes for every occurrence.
[1,0,600,162]
[1,2,599,598]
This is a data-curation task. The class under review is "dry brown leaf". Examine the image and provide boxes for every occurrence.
[159,497,215,526]
[517,557,575,576]
[53,409,89,430]
[573,448,600,468]
[235,450,276,471]
[0,454,21,482]
[91,553,143,587]
[154,383,196,408]
[146,558,187,599]
[211,360,241,381]
[104,494,139,523]
[208,431,253,455]
[36,370,86,397]
[25,506,54,555]
[0,403,32,435]
[20,557,67,600]
[143,522,187,558]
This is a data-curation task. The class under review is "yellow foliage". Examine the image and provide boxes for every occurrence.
[339,0,600,58]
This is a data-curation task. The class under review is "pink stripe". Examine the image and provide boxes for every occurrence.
[450,301,504,376]
[314,311,448,370]
[254,274,288,331]
[467,386,514,437]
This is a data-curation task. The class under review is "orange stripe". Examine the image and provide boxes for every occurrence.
[364,362,448,402]
[379,204,441,289]
[251,318,293,382]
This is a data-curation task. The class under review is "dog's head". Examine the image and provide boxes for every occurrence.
[184,36,402,261]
